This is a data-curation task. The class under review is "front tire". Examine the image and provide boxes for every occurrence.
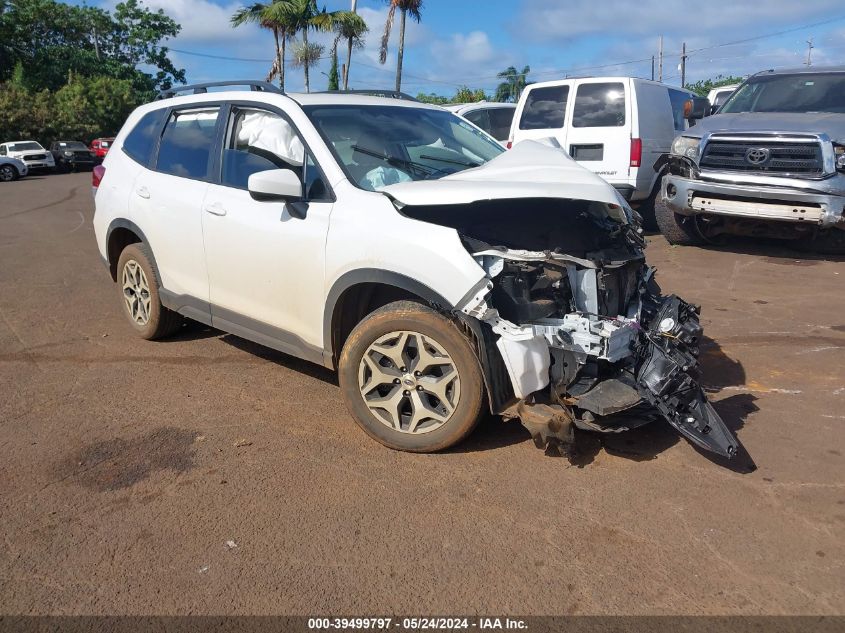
[116,243,183,340]
[0,164,18,182]
[338,301,485,452]
[656,198,703,245]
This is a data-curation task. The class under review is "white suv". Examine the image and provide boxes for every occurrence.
[93,81,739,462]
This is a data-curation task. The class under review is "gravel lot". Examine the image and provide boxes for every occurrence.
[1,172,843,615]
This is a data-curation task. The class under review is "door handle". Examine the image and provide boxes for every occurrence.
[204,203,227,216]
[135,185,150,199]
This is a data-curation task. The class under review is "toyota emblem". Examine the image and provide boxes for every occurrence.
[745,147,770,165]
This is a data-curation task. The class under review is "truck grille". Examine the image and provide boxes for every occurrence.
[699,139,823,177]
[23,154,47,161]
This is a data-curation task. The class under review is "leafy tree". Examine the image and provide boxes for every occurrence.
[379,0,423,92]
[231,1,293,90]
[332,11,367,90]
[0,73,137,146]
[494,65,530,102]
[415,92,449,105]
[684,74,745,97]
[0,0,183,93]
[454,86,487,103]
[327,44,339,90]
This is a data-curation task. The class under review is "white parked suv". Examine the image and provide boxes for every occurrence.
[445,102,517,143]
[93,81,739,462]
[0,140,55,171]
[508,77,702,228]
[0,155,28,181]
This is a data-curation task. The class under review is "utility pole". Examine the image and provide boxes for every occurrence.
[805,38,814,66]
[658,35,663,82]
[680,42,687,88]
[651,56,655,81]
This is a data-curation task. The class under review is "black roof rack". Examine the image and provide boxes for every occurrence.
[156,80,283,100]
[313,89,419,101]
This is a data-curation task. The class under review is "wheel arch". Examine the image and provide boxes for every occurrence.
[105,219,158,283]
[324,269,453,368]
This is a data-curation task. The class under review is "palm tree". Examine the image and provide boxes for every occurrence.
[494,65,530,102]
[279,0,332,92]
[231,1,293,90]
[332,12,368,90]
[379,0,423,92]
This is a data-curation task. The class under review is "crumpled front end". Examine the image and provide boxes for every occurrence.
[429,197,738,461]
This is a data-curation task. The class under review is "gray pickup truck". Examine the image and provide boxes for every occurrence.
[659,66,845,253]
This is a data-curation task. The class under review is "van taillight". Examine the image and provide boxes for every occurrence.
[92,164,105,189]
[630,138,642,167]
[506,140,512,149]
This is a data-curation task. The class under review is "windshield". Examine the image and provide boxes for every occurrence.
[8,142,43,151]
[303,104,505,191]
[57,142,88,149]
[720,73,845,114]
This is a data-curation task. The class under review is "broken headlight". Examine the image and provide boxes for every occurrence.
[671,136,701,160]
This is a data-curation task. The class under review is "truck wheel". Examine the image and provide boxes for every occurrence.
[338,301,485,452]
[0,165,18,182]
[116,243,183,340]
[655,199,703,246]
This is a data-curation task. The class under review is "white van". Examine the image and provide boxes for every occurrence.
[509,77,697,226]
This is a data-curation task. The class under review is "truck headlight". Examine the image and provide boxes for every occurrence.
[835,143,845,172]
[63,151,73,157]
[671,136,701,160]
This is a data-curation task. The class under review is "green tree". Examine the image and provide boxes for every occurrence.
[332,11,367,90]
[0,0,183,93]
[494,65,530,102]
[453,86,487,103]
[379,0,423,92]
[684,74,745,97]
[231,1,294,90]
[414,92,449,105]
[327,43,340,90]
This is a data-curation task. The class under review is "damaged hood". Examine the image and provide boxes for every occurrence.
[687,112,845,139]
[381,141,627,216]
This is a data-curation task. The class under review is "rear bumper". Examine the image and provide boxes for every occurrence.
[662,175,845,228]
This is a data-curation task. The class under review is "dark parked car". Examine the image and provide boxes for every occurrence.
[50,141,96,172]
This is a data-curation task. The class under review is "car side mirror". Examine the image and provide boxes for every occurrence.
[684,97,710,122]
[247,168,302,202]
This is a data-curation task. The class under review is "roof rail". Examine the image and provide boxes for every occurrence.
[314,89,419,102]
[156,80,283,100]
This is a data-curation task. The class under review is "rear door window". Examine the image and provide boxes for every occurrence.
[519,85,569,130]
[572,82,625,127]
[122,109,167,167]
[156,107,220,180]
[487,108,515,141]
[463,109,490,134]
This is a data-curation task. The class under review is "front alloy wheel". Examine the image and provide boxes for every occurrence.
[339,301,485,453]
[359,330,461,434]
[0,165,16,182]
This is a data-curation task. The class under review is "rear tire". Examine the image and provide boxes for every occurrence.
[338,301,485,452]
[116,243,183,340]
[635,187,660,231]
[655,198,703,245]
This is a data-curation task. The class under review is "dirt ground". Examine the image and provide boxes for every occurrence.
[0,172,843,616]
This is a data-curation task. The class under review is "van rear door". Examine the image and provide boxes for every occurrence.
[564,79,631,186]
[511,82,571,149]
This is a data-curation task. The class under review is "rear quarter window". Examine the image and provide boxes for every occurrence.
[519,85,569,130]
[122,109,167,167]
[572,82,625,127]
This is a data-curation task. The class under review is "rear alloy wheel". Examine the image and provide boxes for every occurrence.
[339,301,485,452]
[116,243,183,340]
[0,165,18,182]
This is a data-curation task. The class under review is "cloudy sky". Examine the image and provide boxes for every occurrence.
[95,0,845,95]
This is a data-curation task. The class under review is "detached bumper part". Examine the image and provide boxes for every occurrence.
[635,295,738,458]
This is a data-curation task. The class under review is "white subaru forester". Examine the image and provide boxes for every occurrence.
[93,81,740,462]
